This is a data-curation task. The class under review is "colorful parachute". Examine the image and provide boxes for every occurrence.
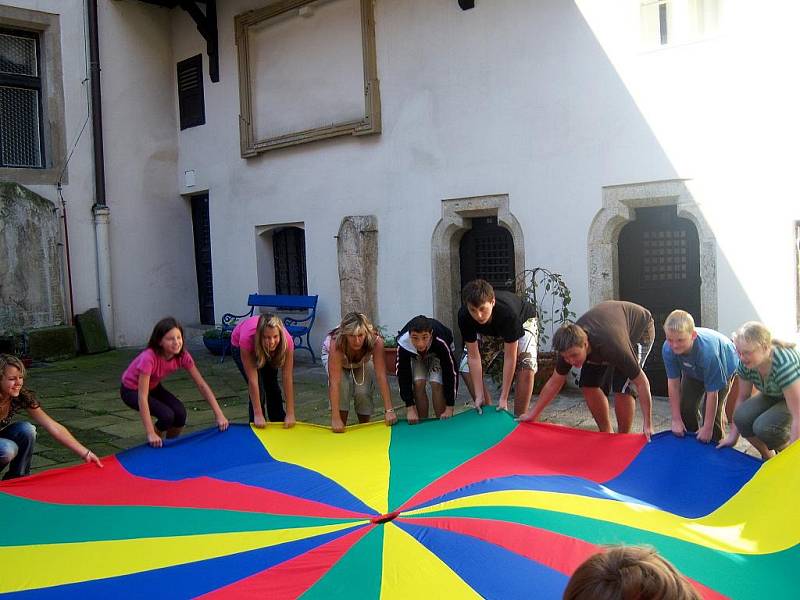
[0,411,796,599]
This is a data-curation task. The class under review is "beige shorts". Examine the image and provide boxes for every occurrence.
[459,317,538,373]
[325,361,376,417]
[413,353,443,385]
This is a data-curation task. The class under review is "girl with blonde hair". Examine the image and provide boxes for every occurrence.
[718,321,800,459]
[321,312,396,433]
[232,312,296,428]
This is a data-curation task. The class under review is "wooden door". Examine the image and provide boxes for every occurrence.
[618,205,701,396]
[190,194,215,325]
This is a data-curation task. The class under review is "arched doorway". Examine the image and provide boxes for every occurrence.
[431,194,525,335]
[459,216,516,292]
[618,205,701,395]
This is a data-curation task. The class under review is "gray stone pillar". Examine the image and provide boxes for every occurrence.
[0,183,66,333]
[337,215,378,322]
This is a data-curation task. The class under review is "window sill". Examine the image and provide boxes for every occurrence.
[0,166,66,186]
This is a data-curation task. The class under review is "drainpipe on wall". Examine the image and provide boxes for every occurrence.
[87,0,115,343]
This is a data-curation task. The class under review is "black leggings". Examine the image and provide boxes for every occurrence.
[120,384,187,431]
[232,348,286,422]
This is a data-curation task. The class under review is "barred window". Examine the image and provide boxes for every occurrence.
[0,28,44,168]
[273,227,308,296]
[460,216,516,292]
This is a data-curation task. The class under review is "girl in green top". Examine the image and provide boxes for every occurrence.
[718,322,800,459]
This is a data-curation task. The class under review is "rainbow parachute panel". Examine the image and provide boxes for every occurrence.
[1,412,797,599]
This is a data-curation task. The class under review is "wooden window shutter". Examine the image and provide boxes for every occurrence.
[177,54,205,130]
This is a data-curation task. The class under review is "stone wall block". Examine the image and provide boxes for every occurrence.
[0,182,66,334]
[337,215,378,322]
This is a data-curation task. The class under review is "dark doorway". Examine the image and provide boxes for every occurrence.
[273,227,308,296]
[190,194,215,325]
[459,216,515,292]
[619,205,701,396]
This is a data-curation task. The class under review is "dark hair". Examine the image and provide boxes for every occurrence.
[462,279,495,307]
[408,315,434,334]
[563,546,701,600]
[147,317,185,357]
[552,323,588,353]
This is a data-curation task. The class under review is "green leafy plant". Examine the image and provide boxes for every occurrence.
[376,325,398,348]
[203,327,231,341]
[515,267,576,352]
[482,268,577,392]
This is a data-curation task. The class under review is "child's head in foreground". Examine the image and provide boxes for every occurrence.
[562,546,701,600]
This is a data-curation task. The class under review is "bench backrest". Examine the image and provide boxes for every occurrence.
[247,294,318,311]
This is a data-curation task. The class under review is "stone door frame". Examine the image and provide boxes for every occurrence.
[587,179,718,329]
[431,194,525,333]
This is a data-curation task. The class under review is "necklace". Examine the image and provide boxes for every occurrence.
[351,363,365,386]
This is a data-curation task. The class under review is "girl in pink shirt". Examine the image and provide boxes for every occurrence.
[231,313,296,428]
[120,317,229,447]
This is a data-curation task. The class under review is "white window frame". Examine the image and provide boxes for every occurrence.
[640,0,723,50]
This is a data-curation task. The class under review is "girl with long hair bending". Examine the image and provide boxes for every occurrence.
[322,312,396,433]
[1,354,103,479]
[231,313,296,428]
[121,317,229,447]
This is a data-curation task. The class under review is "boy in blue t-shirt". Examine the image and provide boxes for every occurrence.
[662,310,739,443]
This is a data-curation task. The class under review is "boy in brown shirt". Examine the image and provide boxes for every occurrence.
[520,300,655,439]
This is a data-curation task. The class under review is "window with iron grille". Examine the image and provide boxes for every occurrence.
[177,54,205,130]
[273,227,308,296]
[459,217,516,292]
[0,28,44,168]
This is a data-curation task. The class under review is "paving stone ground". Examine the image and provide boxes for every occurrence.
[16,330,756,474]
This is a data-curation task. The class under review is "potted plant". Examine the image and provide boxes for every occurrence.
[202,327,231,356]
[515,268,576,392]
[377,326,399,376]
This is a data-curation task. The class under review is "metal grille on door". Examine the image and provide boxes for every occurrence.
[619,206,701,396]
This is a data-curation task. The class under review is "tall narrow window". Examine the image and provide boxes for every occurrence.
[658,2,669,44]
[273,227,308,296]
[0,28,44,168]
[177,54,205,130]
[641,0,722,48]
[641,1,671,47]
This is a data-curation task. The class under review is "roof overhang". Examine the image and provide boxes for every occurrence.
[136,0,219,82]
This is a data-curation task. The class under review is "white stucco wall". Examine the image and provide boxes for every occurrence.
[167,0,800,347]
[3,0,196,347]
[3,0,99,323]
[99,0,195,347]
[6,0,798,348]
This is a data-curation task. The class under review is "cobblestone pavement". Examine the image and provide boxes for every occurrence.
[17,332,756,474]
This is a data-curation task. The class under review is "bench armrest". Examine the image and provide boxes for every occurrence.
[283,313,313,327]
[221,308,254,329]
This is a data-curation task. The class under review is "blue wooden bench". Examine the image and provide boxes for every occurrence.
[221,294,319,362]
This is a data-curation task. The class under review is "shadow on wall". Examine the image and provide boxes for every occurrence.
[715,249,763,337]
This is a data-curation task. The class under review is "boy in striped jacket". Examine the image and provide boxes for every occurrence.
[396,316,458,423]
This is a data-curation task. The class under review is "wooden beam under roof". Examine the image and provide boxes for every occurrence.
[135,0,218,82]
